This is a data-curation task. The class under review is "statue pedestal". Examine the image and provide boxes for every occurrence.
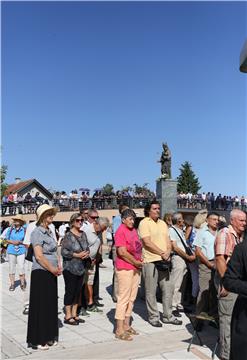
[156,178,177,218]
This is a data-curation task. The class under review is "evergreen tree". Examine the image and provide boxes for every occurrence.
[177,161,201,194]
[0,165,8,198]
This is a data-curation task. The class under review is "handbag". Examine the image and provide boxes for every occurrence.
[153,259,172,272]
[25,244,33,262]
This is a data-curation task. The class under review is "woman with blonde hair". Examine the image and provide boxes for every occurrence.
[27,204,61,350]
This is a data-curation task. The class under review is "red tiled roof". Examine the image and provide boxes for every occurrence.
[5,179,35,196]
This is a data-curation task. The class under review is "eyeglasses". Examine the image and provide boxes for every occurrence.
[90,216,99,219]
[75,219,83,223]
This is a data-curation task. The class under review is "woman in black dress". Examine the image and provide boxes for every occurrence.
[27,204,61,351]
[223,232,247,360]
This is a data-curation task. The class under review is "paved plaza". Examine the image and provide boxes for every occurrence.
[1,258,219,360]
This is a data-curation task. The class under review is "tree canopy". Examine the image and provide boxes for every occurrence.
[177,161,201,194]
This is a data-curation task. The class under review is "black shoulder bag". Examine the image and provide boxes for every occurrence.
[171,226,193,256]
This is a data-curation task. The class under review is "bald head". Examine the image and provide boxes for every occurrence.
[230,209,246,236]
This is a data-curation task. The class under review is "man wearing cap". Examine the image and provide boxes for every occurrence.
[6,215,27,291]
[22,205,57,315]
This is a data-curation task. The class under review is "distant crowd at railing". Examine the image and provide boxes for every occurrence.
[177,192,247,211]
[1,190,247,216]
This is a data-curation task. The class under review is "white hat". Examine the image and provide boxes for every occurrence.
[12,214,26,224]
[36,204,58,221]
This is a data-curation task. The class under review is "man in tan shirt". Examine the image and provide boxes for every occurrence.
[138,201,182,327]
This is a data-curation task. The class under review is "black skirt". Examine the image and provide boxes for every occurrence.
[230,296,247,360]
[27,269,58,346]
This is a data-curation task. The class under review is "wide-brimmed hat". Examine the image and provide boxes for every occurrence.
[36,204,58,221]
[12,214,26,224]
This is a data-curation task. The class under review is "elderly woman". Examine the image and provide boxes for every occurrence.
[114,209,143,341]
[27,205,61,351]
[6,215,26,291]
[61,213,90,325]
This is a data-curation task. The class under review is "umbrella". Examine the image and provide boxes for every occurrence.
[79,188,90,192]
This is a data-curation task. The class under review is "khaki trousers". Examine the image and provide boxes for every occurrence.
[170,255,187,309]
[218,292,237,360]
[142,262,174,323]
[115,269,140,320]
[196,263,218,316]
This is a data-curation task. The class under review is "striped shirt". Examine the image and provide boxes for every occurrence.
[215,225,242,260]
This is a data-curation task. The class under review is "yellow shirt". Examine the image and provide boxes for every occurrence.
[138,217,169,263]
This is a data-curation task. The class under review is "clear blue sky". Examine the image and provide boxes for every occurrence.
[2,1,247,195]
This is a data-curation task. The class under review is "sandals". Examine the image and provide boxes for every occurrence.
[64,317,79,325]
[74,317,85,324]
[125,327,139,335]
[115,332,133,341]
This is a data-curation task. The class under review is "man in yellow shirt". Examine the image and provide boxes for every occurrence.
[138,201,182,327]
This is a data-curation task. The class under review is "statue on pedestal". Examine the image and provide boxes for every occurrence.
[158,143,171,179]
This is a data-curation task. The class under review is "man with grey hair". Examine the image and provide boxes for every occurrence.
[215,209,246,360]
[169,213,195,317]
[83,216,110,312]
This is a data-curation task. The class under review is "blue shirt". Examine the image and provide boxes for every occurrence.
[112,215,122,236]
[194,226,217,260]
[6,226,26,256]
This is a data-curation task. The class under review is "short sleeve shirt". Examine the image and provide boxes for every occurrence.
[138,217,169,263]
[215,225,242,260]
[31,226,58,271]
[194,226,217,260]
[169,226,186,251]
[6,226,26,256]
[115,224,142,270]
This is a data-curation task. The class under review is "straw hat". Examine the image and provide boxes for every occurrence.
[12,214,26,224]
[36,204,58,222]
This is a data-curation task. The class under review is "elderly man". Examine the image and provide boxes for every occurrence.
[169,213,195,317]
[138,201,182,327]
[215,209,246,360]
[194,212,219,318]
[83,217,109,312]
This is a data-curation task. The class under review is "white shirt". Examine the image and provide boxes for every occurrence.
[23,221,56,245]
[59,224,69,238]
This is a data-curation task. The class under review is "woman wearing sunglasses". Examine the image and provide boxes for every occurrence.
[61,213,90,325]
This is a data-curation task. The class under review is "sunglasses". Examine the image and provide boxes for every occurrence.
[75,219,83,223]
[90,216,99,219]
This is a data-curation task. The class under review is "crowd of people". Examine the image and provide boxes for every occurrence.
[177,192,247,211]
[1,202,247,359]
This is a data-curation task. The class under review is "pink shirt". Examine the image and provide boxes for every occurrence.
[115,224,142,270]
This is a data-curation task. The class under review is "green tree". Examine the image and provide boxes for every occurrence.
[0,165,8,198]
[177,161,201,194]
[102,183,114,195]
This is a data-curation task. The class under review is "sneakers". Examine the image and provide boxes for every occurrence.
[79,308,90,316]
[162,317,182,325]
[87,304,103,313]
[9,284,15,291]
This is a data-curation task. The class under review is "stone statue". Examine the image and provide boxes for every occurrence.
[158,143,171,179]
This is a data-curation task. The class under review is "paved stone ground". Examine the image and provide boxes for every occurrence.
[1,258,219,360]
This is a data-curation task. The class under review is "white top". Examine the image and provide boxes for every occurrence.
[23,221,56,245]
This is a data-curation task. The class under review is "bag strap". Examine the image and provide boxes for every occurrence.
[171,226,192,255]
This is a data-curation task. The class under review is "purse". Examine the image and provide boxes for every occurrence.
[153,259,172,272]
[25,244,34,262]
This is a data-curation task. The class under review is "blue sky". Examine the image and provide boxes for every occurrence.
[2,1,247,195]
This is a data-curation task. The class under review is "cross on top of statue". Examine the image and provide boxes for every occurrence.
[158,142,171,179]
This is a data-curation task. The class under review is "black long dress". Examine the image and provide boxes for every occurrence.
[223,237,247,360]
